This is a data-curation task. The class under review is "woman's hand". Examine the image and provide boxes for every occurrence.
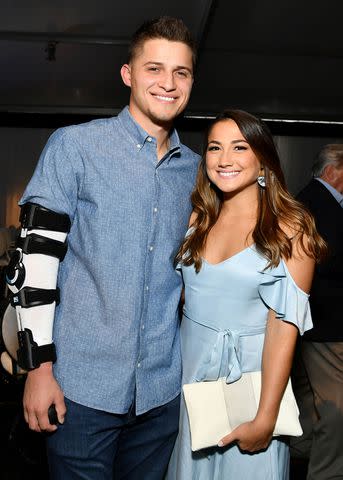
[218,416,274,453]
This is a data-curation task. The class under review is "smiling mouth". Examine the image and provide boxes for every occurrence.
[218,171,240,177]
[153,94,177,102]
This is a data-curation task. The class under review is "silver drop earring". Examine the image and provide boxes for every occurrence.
[257,166,266,188]
[257,175,266,188]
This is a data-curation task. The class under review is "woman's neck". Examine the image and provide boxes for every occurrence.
[221,185,259,219]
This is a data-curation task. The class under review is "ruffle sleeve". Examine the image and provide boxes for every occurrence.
[258,260,313,335]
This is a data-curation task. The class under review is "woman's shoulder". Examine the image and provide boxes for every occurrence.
[189,211,197,227]
[278,222,315,294]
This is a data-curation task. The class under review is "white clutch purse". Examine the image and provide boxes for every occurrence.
[183,371,302,451]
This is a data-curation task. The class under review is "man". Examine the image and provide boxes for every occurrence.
[291,144,343,479]
[6,17,199,479]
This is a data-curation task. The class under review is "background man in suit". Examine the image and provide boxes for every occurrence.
[291,144,343,479]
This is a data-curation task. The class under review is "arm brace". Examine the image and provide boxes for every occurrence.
[4,203,70,370]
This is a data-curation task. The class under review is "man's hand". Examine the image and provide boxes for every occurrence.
[218,417,274,453]
[23,362,66,433]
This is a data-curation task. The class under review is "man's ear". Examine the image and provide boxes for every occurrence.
[121,64,132,87]
[322,164,334,183]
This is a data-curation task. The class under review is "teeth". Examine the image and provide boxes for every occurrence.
[155,95,175,102]
[219,171,240,177]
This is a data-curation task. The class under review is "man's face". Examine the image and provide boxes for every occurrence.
[121,38,194,131]
[332,165,343,193]
[323,163,343,193]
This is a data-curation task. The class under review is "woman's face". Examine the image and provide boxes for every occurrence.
[206,119,262,195]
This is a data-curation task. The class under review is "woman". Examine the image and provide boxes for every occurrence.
[166,110,326,479]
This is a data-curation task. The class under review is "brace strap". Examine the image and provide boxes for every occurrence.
[17,233,68,260]
[17,329,57,370]
[10,287,60,309]
[20,203,71,232]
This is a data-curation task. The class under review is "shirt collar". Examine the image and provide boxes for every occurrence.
[117,106,181,158]
[315,177,343,206]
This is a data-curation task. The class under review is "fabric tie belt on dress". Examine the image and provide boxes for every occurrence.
[184,314,265,384]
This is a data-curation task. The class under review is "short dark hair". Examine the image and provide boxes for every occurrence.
[128,16,197,69]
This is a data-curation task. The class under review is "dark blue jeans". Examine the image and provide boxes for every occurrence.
[46,395,180,480]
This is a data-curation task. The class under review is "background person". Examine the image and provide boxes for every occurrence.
[291,144,343,480]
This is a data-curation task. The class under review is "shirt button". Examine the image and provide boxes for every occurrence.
[147,137,152,142]
[153,207,158,213]
[141,325,145,330]
[149,245,154,251]
[145,285,149,291]
[136,144,141,149]
[137,362,141,368]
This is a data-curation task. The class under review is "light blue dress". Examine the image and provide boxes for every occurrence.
[166,244,312,480]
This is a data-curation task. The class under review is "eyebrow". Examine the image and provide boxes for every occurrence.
[207,139,248,145]
[143,61,193,73]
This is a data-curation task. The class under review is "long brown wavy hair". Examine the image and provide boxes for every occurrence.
[176,109,327,272]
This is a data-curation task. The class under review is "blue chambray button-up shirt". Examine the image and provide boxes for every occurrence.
[20,107,200,414]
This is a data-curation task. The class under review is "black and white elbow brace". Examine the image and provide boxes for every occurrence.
[2,203,71,371]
